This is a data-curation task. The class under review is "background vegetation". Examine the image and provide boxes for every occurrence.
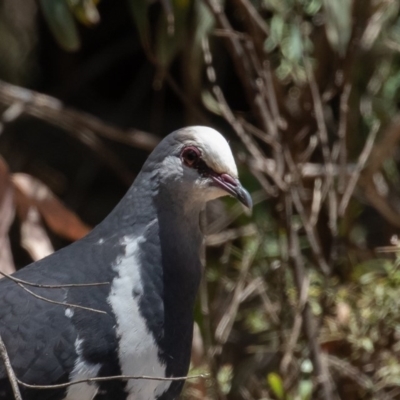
[1,0,400,399]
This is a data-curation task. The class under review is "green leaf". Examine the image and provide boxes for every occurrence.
[39,0,81,52]
[323,0,352,56]
[127,0,150,49]
[201,90,222,116]
[299,379,313,400]
[267,372,285,400]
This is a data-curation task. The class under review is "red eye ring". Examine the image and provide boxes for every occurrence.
[181,146,201,168]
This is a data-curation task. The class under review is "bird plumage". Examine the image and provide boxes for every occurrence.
[0,126,251,400]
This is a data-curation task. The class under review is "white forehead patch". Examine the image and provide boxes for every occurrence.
[183,126,238,177]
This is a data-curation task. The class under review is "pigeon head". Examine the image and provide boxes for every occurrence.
[148,126,252,209]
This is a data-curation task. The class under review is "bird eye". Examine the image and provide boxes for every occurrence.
[181,146,200,168]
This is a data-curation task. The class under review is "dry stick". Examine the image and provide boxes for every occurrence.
[215,84,286,190]
[283,147,307,199]
[362,181,400,228]
[241,34,284,178]
[0,270,109,288]
[203,39,262,162]
[364,115,400,177]
[337,84,352,193]
[205,0,285,179]
[338,121,380,216]
[249,168,278,197]
[326,355,373,392]
[204,0,259,110]
[17,373,209,390]
[17,283,107,314]
[290,186,330,275]
[310,178,323,227]
[239,117,281,152]
[0,81,157,185]
[235,0,269,36]
[206,224,258,247]
[305,61,331,168]
[215,239,260,344]
[356,116,400,227]
[305,60,338,243]
[280,265,310,374]
[263,61,281,129]
[256,280,280,325]
[207,190,267,235]
[0,80,159,152]
[260,61,285,177]
[249,158,356,179]
[199,211,225,400]
[201,38,286,192]
[284,147,330,273]
[0,336,22,400]
[298,135,318,163]
[289,222,333,400]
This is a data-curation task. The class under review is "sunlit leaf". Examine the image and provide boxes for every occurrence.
[67,0,100,27]
[39,0,81,51]
[267,372,285,400]
[201,90,222,116]
[299,379,313,400]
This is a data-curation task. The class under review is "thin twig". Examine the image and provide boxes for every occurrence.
[310,178,323,227]
[289,218,333,400]
[204,0,258,108]
[0,270,109,288]
[339,121,380,216]
[206,224,258,246]
[338,84,352,193]
[17,373,209,390]
[235,0,269,36]
[280,248,311,374]
[305,60,340,248]
[17,283,107,314]
[215,239,260,344]
[0,335,22,400]
[250,158,357,179]
[326,355,373,391]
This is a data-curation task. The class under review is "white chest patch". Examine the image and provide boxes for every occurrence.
[108,236,170,400]
[63,338,101,400]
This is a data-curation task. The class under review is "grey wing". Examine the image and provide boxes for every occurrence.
[0,257,79,400]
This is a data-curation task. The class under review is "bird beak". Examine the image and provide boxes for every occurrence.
[211,173,253,209]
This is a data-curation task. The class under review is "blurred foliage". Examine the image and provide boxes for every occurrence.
[3,0,400,399]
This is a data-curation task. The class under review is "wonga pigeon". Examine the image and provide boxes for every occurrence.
[0,126,252,400]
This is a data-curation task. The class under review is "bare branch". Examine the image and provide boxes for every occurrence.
[339,121,379,216]
[0,335,22,400]
[0,269,109,288]
[288,216,333,400]
[206,224,258,246]
[215,239,260,344]
[235,0,269,36]
[0,80,159,152]
[337,84,352,193]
